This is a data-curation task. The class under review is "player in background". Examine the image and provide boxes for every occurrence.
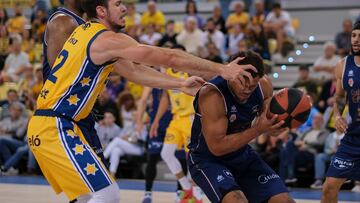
[321,21,360,203]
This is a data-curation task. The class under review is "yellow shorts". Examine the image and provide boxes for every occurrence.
[27,115,115,200]
[164,115,193,152]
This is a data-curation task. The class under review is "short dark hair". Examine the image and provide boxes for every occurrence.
[228,51,264,78]
[81,0,109,19]
[272,2,281,9]
[7,89,17,95]
[299,64,310,71]
[353,21,360,31]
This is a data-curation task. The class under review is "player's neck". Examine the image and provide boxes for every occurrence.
[354,55,360,66]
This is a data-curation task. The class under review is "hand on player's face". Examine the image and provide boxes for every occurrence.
[222,57,257,87]
[181,76,205,96]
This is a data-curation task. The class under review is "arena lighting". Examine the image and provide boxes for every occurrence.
[309,35,315,41]
[281,65,287,70]
[288,57,294,63]
[303,43,309,49]
[296,50,302,55]
[273,72,279,78]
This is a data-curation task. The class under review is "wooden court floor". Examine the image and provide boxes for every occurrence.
[0,183,358,203]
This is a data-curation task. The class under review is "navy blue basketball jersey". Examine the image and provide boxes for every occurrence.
[342,55,360,123]
[149,88,172,132]
[42,7,85,81]
[189,76,264,158]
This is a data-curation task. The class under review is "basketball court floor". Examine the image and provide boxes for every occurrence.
[1,176,360,203]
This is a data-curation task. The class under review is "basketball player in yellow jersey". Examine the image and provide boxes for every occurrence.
[27,1,258,202]
[149,47,199,201]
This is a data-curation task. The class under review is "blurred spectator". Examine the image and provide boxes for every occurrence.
[0,102,30,175]
[0,89,27,120]
[205,42,223,63]
[158,20,178,47]
[0,143,36,175]
[104,93,145,177]
[18,66,35,97]
[335,19,352,57]
[31,9,47,39]
[204,18,225,60]
[124,3,141,34]
[250,0,266,27]
[94,89,121,126]
[237,39,248,52]
[30,64,44,99]
[1,34,31,83]
[106,73,126,101]
[226,0,249,33]
[0,8,8,26]
[118,92,137,129]
[264,2,294,58]
[310,130,344,189]
[7,4,29,34]
[141,1,166,33]
[184,0,203,29]
[226,24,245,56]
[246,25,270,60]
[0,101,28,138]
[139,23,162,45]
[211,5,226,34]
[297,93,320,134]
[293,65,318,100]
[313,42,341,81]
[96,111,122,149]
[0,26,10,70]
[316,70,336,113]
[279,114,329,183]
[176,16,206,55]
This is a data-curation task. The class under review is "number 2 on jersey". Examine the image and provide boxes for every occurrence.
[48,49,69,83]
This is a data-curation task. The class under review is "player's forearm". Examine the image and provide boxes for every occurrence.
[166,49,223,80]
[333,95,345,117]
[210,128,259,156]
[153,93,169,123]
[116,62,184,90]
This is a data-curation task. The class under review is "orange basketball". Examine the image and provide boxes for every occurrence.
[269,88,312,129]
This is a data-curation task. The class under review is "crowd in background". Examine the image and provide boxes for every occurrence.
[0,0,359,192]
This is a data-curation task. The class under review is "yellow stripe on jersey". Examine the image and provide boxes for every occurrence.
[165,68,194,117]
[37,22,114,121]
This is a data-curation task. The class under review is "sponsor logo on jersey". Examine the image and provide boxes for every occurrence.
[258,174,280,184]
[332,157,354,170]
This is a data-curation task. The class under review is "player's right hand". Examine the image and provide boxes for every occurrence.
[254,102,285,135]
[335,116,348,133]
[149,121,159,138]
[221,57,257,87]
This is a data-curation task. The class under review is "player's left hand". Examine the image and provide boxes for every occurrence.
[221,57,257,87]
[181,76,205,96]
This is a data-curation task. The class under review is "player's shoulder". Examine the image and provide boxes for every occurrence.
[199,84,222,100]
[47,14,78,33]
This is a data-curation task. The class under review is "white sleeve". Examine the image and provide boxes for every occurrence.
[265,12,274,22]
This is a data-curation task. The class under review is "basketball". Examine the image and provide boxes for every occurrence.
[269,88,312,129]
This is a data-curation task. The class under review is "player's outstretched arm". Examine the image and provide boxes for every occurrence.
[114,59,204,95]
[199,85,284,157]
[90,31,256,82]
[333,59,348,133]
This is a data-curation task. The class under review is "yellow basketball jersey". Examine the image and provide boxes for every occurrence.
[165,68,194,117]
[37,22,114,121]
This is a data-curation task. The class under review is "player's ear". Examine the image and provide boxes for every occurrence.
[96,5,107,19]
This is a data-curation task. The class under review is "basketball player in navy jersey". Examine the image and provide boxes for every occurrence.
[321,22,360,203]
[188,51,295,203]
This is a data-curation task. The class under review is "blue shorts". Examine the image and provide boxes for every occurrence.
[326,124,360,180]
[188,146,288,203]
[147,130,166,154]
[77,114,109,168]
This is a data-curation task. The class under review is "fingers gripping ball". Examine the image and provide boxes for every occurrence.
[270,88,311,128]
